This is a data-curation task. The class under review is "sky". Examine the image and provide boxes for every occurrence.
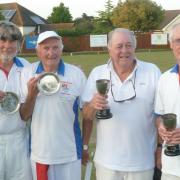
[0,0,180,19]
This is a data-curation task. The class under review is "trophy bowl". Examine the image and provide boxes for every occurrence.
[37,72,60,95]
[162,113,180,156]
[96,79,112,120]
[0,91,20,114]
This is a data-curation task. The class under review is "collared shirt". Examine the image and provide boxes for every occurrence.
[0,57,30,134]
[155,64,180,177]
[82,59,161,171]
[21,60,86,164]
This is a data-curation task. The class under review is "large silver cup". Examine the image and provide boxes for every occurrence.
[37,72,60,95]
[96,79,112,119]
[162,113,180,156]
[0,92,20,114]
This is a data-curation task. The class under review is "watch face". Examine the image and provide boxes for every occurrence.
[37,72,60,95]
[83,145,88,150]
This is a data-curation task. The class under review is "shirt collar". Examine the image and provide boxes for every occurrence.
[13,57,24,67]
[35,59,65,75]
[107,58,138,80]
[170,64,179,73]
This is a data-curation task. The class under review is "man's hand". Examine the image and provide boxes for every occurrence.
[27,76,39,99]
[89,93,108,110]
[158,121,173,142]
[168,127,180,144]
[82,149,89,166]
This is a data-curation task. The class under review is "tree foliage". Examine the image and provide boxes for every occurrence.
[93,0,115,33]
[111,0,165,32]
[0,9,4,20]
[47,3,72,23]
[74,13,94,34]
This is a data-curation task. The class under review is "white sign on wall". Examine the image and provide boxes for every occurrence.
[90,35,107,47]
[151,33,168,45]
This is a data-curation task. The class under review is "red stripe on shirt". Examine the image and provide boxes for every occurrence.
[36,162,49,180]
[0,66,9,78]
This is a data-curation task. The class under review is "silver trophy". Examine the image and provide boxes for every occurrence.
[37,72,60,95]
[162,113,180,156]
[96,79,112,119]
[0,92,20,114]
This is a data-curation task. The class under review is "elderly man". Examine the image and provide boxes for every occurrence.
[20,31,87,180]
[82,28,161,180]
[155,23,180,180]
[0,22,32,179]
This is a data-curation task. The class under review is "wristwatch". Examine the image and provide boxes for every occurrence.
[83,144,89,151]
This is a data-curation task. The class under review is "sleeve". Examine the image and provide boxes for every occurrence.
[19,66,32,103]
[81,69,97,105]
[154,76,164,115]
[78,70,87,109]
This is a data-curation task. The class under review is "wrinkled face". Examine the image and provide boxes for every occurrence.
[108,32,135,67]
[170,26,180,63]
[36,38,62,68]
[0,40,18,62]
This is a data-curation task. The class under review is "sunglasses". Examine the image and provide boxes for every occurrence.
[110,70,137,103]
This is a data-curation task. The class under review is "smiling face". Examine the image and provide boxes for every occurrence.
[108,31,136,69]
[0,40,19,63]
[36,37,63,71]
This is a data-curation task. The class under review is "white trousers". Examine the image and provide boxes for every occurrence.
[0,129,32,180]
[31,159,81,180]
[95,163,154,180]
[161,173,180,180]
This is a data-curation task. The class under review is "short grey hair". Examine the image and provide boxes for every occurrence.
[107,28,137,49]
[169,23,180,43]
[0,21,22,44]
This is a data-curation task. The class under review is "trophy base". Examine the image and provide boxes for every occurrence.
[164,144,180,156]
[96,109,112,120]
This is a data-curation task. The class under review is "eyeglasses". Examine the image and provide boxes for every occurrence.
[0,34,20,41]
[110,70,136,103]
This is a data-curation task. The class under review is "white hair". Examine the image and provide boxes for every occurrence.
[107,28,137,49]
[168,23,180,43]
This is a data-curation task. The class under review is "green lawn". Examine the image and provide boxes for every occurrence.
[23,50,175,180]
[25,50,175,76]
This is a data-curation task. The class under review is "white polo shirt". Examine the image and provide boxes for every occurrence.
[82,59,161,171]
[155,64,180,177]
[0,57,30,134]
[21,60,86,164]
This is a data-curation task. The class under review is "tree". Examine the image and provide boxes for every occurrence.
[74,13,94,34]
[93,0,115,33]
[47,3,72,23]
[0,9,5,20]
[111,0,165,32]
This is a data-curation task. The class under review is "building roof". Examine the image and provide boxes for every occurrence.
[159,10,180,29]
[0,2,48,26]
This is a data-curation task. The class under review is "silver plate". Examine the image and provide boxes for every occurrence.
[0,92,20,114]
[37,72,60,95]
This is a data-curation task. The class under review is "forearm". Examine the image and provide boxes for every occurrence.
[82,119,93,145]
[82,117,93,165]
[82,102,96,121]
[20,95,37,121]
